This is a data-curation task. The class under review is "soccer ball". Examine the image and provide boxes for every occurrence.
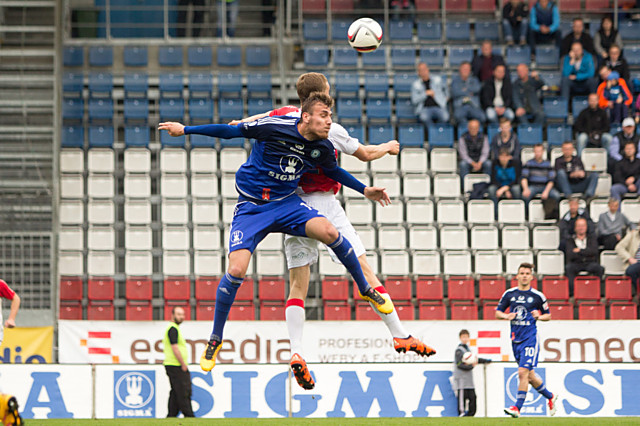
[462,352,478,365]
[347,18,383,53]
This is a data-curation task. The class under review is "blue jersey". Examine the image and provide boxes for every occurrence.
[496,287,549,343]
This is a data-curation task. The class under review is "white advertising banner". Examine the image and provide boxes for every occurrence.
[59,320,640,365]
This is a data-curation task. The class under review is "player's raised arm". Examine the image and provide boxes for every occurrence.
[352,140,400,162]
[228,112,272,126]
[159,122,243,139]
[321,165,390,206]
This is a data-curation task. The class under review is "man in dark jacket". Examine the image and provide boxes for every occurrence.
[513,64,545,124]
[452,329,491,417]
[481,65,515,123]
[489,148,522,214]
[472,40,507,83]
[605,45,630,84]
[555,141,599,198]
[560,18,595,57]
[458,119,491,183]
[574,93,611,155]
[565,217,604,291]
[609,118,640,163]
[503,0,529,45]
[559,196,595,252]
[611,141,640,201]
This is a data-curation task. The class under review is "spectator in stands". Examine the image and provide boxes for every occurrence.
[598,198,635,250]
[561,42,597,101]
[411,62,449,127]
[598,71,633,124]
[217,0,239,37]
[609,118,640,164]
[472,40,507,83]
[636,95,640,124]
[611,141,640,200]
[615,220,640,295]
[594,17,623,63]
[481,65,515,123]
[574,93,612,155]
[521,143,561,203]
[458,119,491,183]
[560,18,595,57]
[604,45,630,84]
[489,148,522,213]
[565,217,604,291]
[176,0,205,37]
[559,196,594,251]
[490,117,521,162]
[555,141,599,199]
[528,0,561,53]
[451,62,486,126]
[390,0,415,21]
[513,64,545,124]
[502,0,529,46]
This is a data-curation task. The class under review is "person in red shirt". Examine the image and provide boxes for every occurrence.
[0,280,20,346]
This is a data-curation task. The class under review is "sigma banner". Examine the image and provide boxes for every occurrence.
[0,327,54,364]
[59,320,640,365]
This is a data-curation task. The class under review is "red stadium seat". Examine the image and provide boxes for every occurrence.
[574,276,601,301]
[60,301,82,320]
[126,277,152,301]
[415,0,440,10]
[88,277,114,301]
[302,0,325,13]
[324,301,351,320]
[229,302,255,320]
[609,302,637,320]
[196,302,215,321]
[549,302,574,319]
[542,276,569,301]
[322,277,349,301]
[331,0,354,11]
[260,301,285,320]
[88,302,114,320]
[385,277,412,301]
[195,277,220,301]
[559,0,581,11]
[510,277,538,289]
[60,277,83,300]
[585,0,609,8]
[395,301,415,320]
[482,302,499,320]
[471,0,494,11]
[479,276,506,301]
[355,302,380,320]
[578,302,605,320]
[236,278,255,301]
[451,302,478,320]
[447,277,474,300]
[445,0,468,10]
[164,277,191,301]
[259,277,285,301]
[416,276,443,300]
[126,301,153,321]
[164,302,191,320]
[418,302,446,320]
[605,276,632,301]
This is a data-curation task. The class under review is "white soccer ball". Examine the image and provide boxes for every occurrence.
[347,18,383,53]
[462,352,478,365]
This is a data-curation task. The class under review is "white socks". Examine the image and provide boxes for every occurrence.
[285,299,305,357]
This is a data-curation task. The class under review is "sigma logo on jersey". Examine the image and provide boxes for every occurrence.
[504,368,547,415]
[268,155,305,181]
[512,305,531,326]
[231,230,244,246]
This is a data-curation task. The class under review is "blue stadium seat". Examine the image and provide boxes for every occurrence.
[88,72,113,94]
[62,125,84,148]
[218,72,243,94]
[396,98,417,121]
[398,125,425,147]
[246,46,271,67]
[303,20,328,41]
[428,124,454,148]
[543,97,569,121]
[448,46,474,66]
[88,98,113,120]
[189,98,214,120]
[124,73,149,95]
[124,98,149,121]
[337,98,362,121]
[123,46,148,67]
[369,125,394,145]
[188,46,213,67]
[572,96,588,115]
[535,46,560,67]
[539,71,561,91]
[546,124,572,146]
[159,73,184,94]
[218,98,244,122]
[366,98,392,121]
[610,124,622,135]
[161,131,186,147]
[219,137,246,148]
[417,21,442,41]
[619,21,640,41]
[63,72,83,93]
[506,46,531,66]
[248,98,274,116]
[333,46,358,68]
[89,46,113,67]
[89,126,114,148]
[446,22,471,41]
[475,21,499,41]
[625,46,640,65]
[344,124,365,142]
[517,124,543,145]
[487,123,500,141]
[391,47,416,68]
[335,73,359,94]
[190,134,216,148]
[158,46,183,67]
[125,126,150,147]
[189,73,213,94]
[217,46,242,67]
[394,73,414,95]
[63,46,84,67]
[362,48,386,68]
[364,73,389,95]
[304,46,329,67]
[420,47,445,67]
[389,19,413,41]
[160,98,185,120]
[331,20,351,42]
[247,73,272,94]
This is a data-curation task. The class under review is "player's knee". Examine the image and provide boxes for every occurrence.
[325,224,339,242]
[227,264,247,278]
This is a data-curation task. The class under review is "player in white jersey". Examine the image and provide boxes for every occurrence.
[232,73,436,390]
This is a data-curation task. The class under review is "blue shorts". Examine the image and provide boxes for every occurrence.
[228,194,324,253]
[512,334,540,370]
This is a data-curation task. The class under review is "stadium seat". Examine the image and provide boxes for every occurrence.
[571,96,589,116]
[416,276,443,300]
[159,98,185,120]
[248,98,273,116]
[124,73,149,96]
[337,98,362,121]
[366,98,392,120]
[380,251,410,276]
[324,301,351,320]
[218,72,243,94]
[376,200,404,223]
[481,302,499,320]
[413,251,441,275]
[543,97,569,121]
[188,46,212,67]
[303,20,328,41]
[123,46,148,67]
[400,148,428,172]
[89,46,113,67]
[532,226,560,250]
[188,72,213,94]
[356,302,380,320]
[394,301,415,320]
[389,20,413,41]
[364,73,389,95]
[474,21,499,40]
[505,250,534,275]
[448,277,474,300]
[158,46,183,67]
[407,200,435,224]
[247,73,272,94]
[609,302,637,320]
[217,45,242,67]
[194,251,224,279]
[415,0,440,11]
[605,276,632,302]
[404,174,430,197]
[62,72,83,94]
[446,22,470,41]
[334,72,359,94]
[394,73,414,95]
[440,226,468,250]
[246,46,272,68]
[535,45,560,67]
[322,278,349,301]
[451,302,478,320]
[618,20,640,41]
[62,125,84,148]
[379,225,406,249]
[196,302,216,321]
[126,301,152,321]
[470,226,499,250]
[536,250,565,275]
[88,98,113,121]
[63,46,84,67]
[391,47,416,68]
[436,198,464,223]
[331,20,350,42]
[542,276,569,300]
[578,303,605,320]
[443,251,472,275]
[60,277,83,301]
[475,250,503,275]
[549,302,574,320]
[517,124,543,146]
[189,98,214,121]
[304,46,329,67]
[448,46,474,67]
[259,277,285,301]
[498,200,525,224]
[87,302,114,320]
[123,99,149,122]
[505,46,531,66]
[60,301,82,319]
[428,124,454,147]
[479,276,506,300]
[398,125,424,147]
[621,199,640,223]
[420,47,445,67]
[409,226,437,250]
[161,199,188,224]
[159,73,183,94]
[362,48,386,68]
[163,277,191,301]
[229,302,255,320]
[384,277,412,301]
[581,148,607,172]
[574,276,601,301]
[124,200,151,225]
[419,301,446,320]
[260,302,285,320]
[417,21,441,40]
[218,98,244,122]
[396,97,416,121]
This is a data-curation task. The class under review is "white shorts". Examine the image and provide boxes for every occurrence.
[285,192,367,269]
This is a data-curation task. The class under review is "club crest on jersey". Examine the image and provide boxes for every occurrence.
[527,297,533,303]
[311,149,321,158]
[231,230,244,246]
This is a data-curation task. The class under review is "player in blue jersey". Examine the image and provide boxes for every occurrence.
[496,262,558,418]
[159,92,393,373]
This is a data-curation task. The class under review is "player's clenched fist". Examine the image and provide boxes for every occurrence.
[158,122,185,137]
[364,187,390,206]
[385,140,400,156]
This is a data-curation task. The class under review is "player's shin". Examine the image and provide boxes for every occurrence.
[534,382,553,399]
[328,234,370,294]
[515,390,527,410]
[210,273,243,341]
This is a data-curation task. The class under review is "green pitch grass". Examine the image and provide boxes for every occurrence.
[26,418,639,425]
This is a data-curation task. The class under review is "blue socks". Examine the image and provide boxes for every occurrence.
[535,383,553,399]
[211,273,243,341]
[328,234,371,294]
[515,390,527,410]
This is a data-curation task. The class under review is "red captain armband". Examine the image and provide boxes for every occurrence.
[262,188,271,200]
